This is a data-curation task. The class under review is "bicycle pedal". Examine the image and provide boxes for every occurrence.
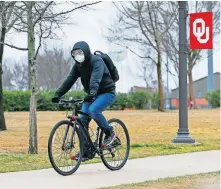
[70,155,77,160]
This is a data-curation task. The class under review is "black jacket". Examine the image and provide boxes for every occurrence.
[55,41,116,97]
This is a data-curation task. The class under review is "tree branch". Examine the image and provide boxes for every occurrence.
[34,22,43,59]
[116,41,157,64]
[12,25,27,32]
[41,1,101,20]
[159,11,176,41]
[13,10,27,25]
[147,2,157,40]
[5,2,16,24]
[191,50,202,69]
[0,42,28,51]
[137,2,157,51]
[33,1,53,26]
[119,3,139,22]
[140,9,154,36]
[7,9,26,32]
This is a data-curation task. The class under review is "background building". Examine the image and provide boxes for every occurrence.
[170,72,220,109]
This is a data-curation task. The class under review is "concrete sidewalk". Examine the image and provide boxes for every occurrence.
[0,150,220,189]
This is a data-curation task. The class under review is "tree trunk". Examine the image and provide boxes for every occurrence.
[188,53,196,109]
[0,2,7,131]
[27,2,38,154]
[28,63,31,90]
[157,50,164,112]
[0,65,5,131]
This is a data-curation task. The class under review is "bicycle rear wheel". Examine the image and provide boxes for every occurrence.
[99,118,130,170]
[48,120,83,176]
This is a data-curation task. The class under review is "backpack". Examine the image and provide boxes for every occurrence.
[94,51,119,82]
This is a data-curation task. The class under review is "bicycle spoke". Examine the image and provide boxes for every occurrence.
[65,151,68,170]
[54,136,61,145]
[117,148,123,164]
[57,152,65,167]
[53,148,62,155]
[56,129,63,146]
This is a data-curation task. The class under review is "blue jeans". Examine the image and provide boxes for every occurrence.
[81,93,116,136]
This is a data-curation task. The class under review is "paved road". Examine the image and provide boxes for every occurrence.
[0,150,220,189]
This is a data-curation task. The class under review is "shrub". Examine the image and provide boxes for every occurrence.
[3,90,159,111]
[131,91,150,109]
[151,92,159,109]
[206,90,220,108]
[3,90,31,111]
[3,90,86,111]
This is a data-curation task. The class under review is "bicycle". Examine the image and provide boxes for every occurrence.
[48,98,130,176]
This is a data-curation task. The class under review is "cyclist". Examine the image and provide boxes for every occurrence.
[52,41,116,159]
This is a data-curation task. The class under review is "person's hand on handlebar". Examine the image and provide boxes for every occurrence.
[52,96,60,103]
[84,90,97,103]
[84,94,96,102]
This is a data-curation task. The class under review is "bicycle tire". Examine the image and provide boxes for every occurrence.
[99,118,130,171]
[48,120,83,176]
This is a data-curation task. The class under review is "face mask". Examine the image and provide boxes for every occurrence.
[72,49,85,63]
[74,54,85,63]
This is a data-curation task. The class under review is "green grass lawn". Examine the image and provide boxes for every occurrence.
[99,172,220,189]
[0,110,220,173]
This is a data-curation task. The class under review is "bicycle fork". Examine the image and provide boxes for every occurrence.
[62,121,76,151]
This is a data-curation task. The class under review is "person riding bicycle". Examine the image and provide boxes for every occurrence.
[52,41,117,159]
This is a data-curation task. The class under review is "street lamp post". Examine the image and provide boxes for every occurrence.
[166,55,170,109]
[207,1,214,109]
[172,1,195,144]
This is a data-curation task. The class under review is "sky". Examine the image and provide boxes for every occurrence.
[3,1,220,93]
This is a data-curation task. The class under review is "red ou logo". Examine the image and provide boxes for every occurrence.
[190,12,213,49]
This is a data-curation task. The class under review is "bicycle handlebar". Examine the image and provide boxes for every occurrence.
[58,99,84,106]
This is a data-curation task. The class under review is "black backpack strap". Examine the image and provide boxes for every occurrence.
[94,50,103,55]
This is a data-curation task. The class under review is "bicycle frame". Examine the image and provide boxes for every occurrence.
[62,103,101,156]
[60,100,119,158]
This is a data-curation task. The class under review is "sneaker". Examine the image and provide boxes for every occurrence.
[102,130,116,148]
[70,153,89,162]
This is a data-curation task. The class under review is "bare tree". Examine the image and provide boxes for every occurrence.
[0,2,26,131]
[163,1,220,107]
[5,1,101,154]
[108,2,176,111]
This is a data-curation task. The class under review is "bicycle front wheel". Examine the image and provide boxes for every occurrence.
[48,120,83,176]
[99,118,130,170]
